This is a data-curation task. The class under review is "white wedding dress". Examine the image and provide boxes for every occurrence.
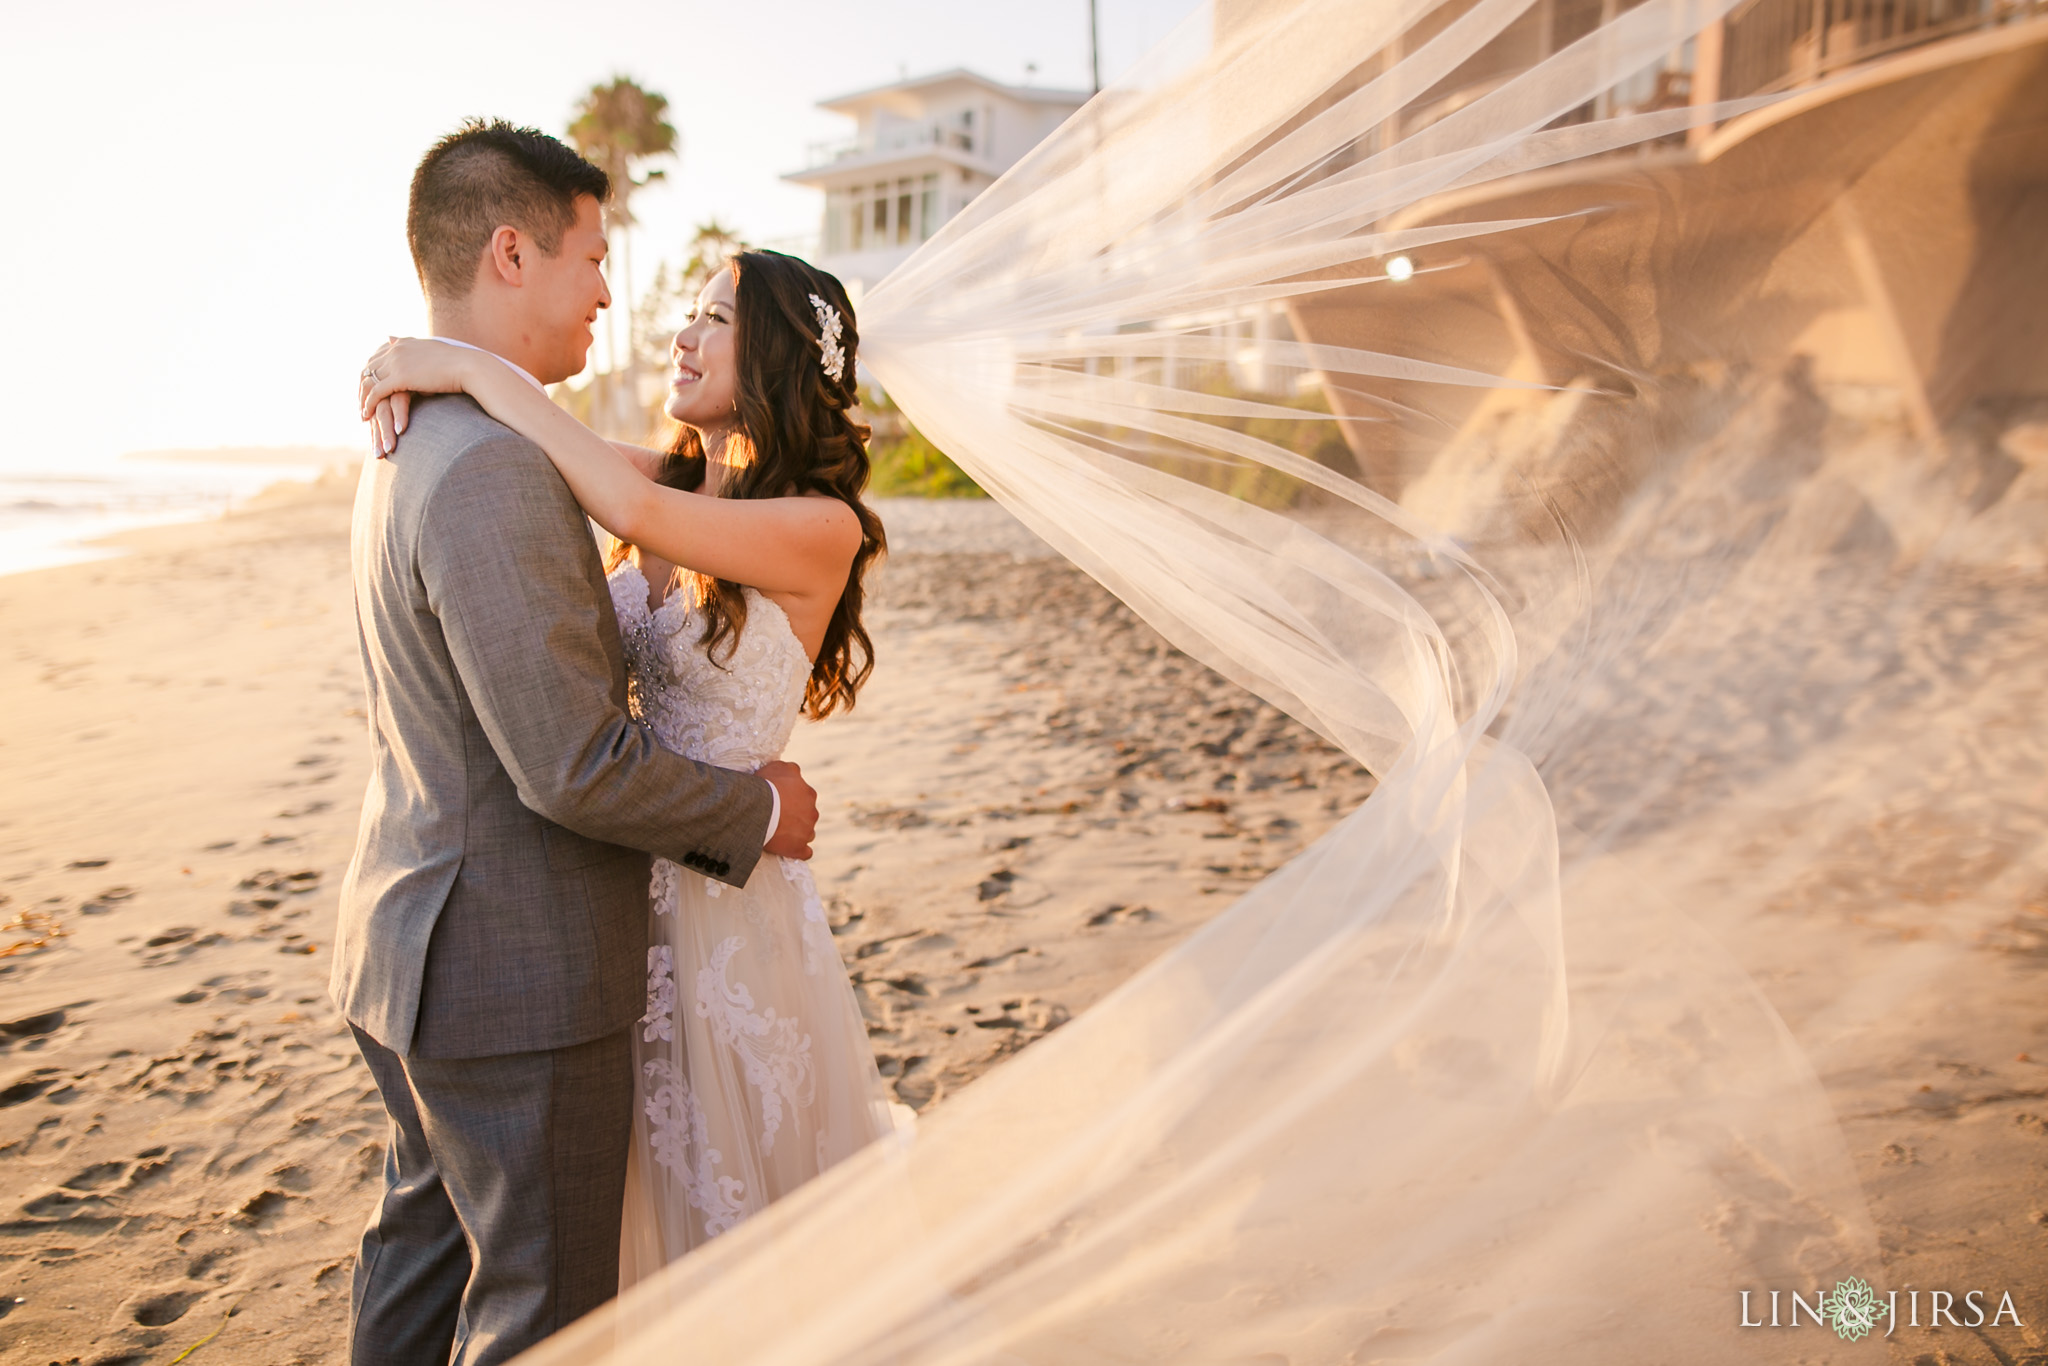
[607,561,895,1284]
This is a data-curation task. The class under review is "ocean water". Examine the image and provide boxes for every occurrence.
[0,455,345,579]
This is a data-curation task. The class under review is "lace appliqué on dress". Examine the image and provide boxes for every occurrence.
[695,936,816,1156]
[642,945,676,1044]
[643,1058,746,1236]
[650,857,680,916]
[605,566,811,773]
[780,859,839,977]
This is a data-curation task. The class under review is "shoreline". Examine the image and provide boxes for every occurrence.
[0,453,355,581]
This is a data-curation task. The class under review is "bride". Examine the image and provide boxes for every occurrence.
[358,249,898,1280]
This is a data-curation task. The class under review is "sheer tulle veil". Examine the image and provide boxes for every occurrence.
[521,0,2047,1359]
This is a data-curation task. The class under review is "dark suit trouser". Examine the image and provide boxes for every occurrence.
[348,1023,633,1366]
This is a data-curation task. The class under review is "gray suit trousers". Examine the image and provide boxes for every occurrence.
[348,1024,633,1366]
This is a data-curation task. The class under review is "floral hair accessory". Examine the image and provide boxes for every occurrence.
[809,293,846,384]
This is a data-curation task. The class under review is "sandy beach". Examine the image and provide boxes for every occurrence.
[0,475,1374,1365]
[1,473,2043,1365]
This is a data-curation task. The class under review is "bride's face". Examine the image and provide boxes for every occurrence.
[666,268,738,429]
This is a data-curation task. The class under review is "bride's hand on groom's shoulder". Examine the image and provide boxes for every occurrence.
[359,337,477,458]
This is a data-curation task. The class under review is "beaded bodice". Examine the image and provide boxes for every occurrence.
[607,562,811,770]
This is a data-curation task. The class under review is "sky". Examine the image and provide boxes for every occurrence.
[0,0,1206,471]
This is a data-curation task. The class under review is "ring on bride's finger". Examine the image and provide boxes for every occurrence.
[362,367,378,381]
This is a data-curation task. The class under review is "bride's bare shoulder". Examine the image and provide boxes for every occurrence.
[789,493,863,557]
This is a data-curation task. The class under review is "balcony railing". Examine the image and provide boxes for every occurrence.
[1719,0,2045,97]
[804,124,978,170]
[1379,0,2044,154]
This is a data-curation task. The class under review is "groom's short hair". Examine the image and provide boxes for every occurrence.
[407,118,612,301]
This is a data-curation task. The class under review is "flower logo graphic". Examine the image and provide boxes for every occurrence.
[1820,1277,1886,1341]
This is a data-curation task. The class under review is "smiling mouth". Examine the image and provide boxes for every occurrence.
[672,365,702,386]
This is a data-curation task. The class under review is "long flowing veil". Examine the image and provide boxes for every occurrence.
[522,0,2048,1358]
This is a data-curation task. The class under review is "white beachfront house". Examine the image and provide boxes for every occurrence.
[783,69,1090,301]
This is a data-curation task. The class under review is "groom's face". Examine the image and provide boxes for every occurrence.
[516,193,611,385]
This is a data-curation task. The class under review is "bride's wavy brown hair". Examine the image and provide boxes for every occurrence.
[612,249,884,719]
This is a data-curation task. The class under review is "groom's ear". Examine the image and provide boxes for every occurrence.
[482,224,527,289]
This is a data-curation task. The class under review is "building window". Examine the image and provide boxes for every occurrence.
[919,174,938,240]
[849,186,866,251]
[873,186,889,244]
[896,178,915,245]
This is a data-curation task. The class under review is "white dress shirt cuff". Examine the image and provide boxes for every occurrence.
[763,780,782,850]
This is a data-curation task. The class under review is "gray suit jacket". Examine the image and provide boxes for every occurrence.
[334,394,772,1059]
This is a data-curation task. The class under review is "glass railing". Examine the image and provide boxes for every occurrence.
[803,124,978,169]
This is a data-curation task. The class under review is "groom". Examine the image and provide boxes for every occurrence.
[333,119,818,1366]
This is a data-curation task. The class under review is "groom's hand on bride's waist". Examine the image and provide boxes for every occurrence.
[757,760,818,860]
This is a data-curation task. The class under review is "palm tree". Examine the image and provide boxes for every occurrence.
[633,220,749,370]
[568,76,678,393]
[678,218,746,299]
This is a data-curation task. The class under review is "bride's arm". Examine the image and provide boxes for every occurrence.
[364,357,660,477]
[609,441,666,479]
[360,338,859,596]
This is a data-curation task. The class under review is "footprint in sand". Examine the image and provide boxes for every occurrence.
[233,1187,296,1227]
[120,1027,257,1103]
[128,1148,173,1187]
[878,1053,939,1108]
[964,946,1035,970]
[137,926,226,967]
[1083,903,1160,928]
[281,753,338,788]
[79,886,134,915]
[185,1246,238,1280]
[80,1285,215,1366]
[1,1067,64,1107]
[229,868,321,921]
[126,1288,204,1327]
[975,868,1052,910]
[60,1161,127,1190]
[174,973,273,1007]
[17,1150,167,1228]
[1,1006,69,1042]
